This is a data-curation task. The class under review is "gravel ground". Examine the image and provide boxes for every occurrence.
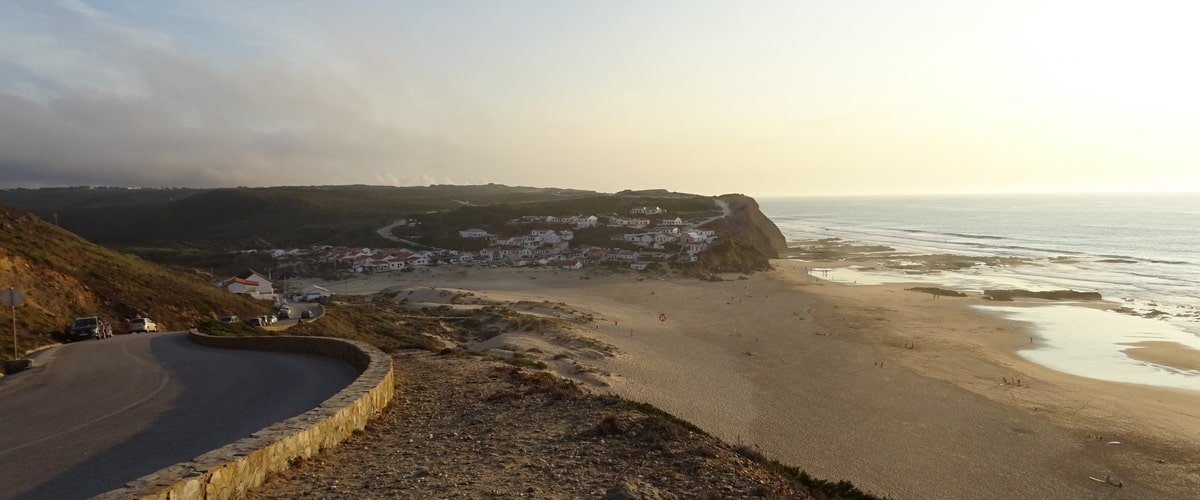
[246,350,817,499]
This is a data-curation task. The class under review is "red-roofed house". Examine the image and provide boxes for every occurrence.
[222,277,260,295]
[220,269,274,298]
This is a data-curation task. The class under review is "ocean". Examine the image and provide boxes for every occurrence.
[759,192,1200,391]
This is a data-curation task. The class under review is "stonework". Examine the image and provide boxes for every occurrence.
[94,331,394,500]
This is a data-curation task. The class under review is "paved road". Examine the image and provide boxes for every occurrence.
[0,332,359,499]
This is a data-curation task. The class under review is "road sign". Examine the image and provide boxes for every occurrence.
[2,288,22,307]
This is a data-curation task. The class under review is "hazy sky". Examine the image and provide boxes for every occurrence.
[1,1,1197,196]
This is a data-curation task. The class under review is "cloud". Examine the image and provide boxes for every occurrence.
[0,0,473,189]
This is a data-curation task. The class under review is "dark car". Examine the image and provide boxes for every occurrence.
[300,309,313,319]
[65,316,112,342]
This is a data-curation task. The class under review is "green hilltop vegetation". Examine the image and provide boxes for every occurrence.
[0,184,596,250]
[0,185,786,277]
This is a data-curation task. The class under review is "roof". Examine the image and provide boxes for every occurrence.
[236,269,267,281]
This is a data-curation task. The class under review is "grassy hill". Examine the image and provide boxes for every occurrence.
[0,184,599,250]
[0,203,271,358]
[0,185,786,277]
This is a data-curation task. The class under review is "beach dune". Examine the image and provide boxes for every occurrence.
[309,261,1200,499]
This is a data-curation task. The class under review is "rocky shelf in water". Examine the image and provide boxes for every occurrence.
[982,289,1103,301]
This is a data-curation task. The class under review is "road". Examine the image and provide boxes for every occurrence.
[375,219,426,248]
[0,331,359,499]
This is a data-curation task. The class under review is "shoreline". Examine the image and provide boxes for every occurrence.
[301,261,1200,499]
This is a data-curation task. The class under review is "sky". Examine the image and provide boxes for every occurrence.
[1,0,1198,197]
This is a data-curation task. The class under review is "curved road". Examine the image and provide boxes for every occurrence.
[0,332,359,499]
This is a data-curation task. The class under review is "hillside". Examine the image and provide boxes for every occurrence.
[715,193,789,258]
[0,185,790,276]
[0,203,269,357]
[0,184,599,250]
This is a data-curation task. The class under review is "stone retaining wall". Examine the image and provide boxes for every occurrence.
[95,331,394,500]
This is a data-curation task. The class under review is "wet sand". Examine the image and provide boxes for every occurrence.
[305,262,1200,499]
[1122,341,1200,372]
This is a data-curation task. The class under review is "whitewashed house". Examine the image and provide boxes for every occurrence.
[608,217,649,228]
[222,277,261,296]
[631,206,665,215]
[493,235,524,247]
[532,229,561,244]
[223,268,274,296]
[575,216,599,229]
[623,234,654,247]
[459,228,490,238]
[301,284,332,301]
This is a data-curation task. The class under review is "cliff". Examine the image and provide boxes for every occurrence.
[712,194,789,258]
[680,195,787,274]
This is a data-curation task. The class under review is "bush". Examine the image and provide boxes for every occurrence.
[595,413,624,435]
[197,319,260,337]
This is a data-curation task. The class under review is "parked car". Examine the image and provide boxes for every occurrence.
[266,314,278,325]
[300,309,314,319]
[278,308,290,319]
[129,317,158,333]
[246,316,263,327]
[217,315,238,324]
[66,316,112,342]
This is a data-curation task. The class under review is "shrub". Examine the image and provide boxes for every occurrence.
[594,413,624,436]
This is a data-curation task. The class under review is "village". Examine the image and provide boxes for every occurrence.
[216,205,723,298]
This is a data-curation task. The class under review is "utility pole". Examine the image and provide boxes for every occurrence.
[3,288,25,359]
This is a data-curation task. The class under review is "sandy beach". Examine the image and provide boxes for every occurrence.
[306,261,1200,499]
